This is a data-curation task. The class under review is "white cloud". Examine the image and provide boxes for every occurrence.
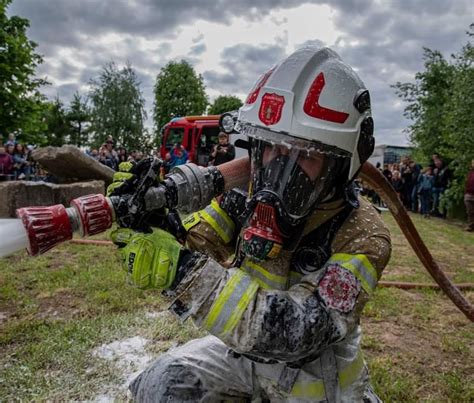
[8,0,472,145]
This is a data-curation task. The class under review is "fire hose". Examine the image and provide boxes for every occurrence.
[359,162,474,321]
[15,157,473,321]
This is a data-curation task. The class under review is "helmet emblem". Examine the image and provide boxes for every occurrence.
[304,72,349,123]
[259,93,285,126]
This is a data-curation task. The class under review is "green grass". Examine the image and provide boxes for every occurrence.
[363,212,474,402]
[0,214,473,401]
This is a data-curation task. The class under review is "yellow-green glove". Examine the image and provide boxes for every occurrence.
[106,161,135,196]
[110,227,183,289]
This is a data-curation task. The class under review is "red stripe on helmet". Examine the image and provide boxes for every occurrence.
[245,67,275,105]
[304,72,349,123]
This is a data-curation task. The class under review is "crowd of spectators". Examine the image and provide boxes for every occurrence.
[0,130,237,182]
[0,133,40,181]
[367,154,452,218]
[86,136,147,170]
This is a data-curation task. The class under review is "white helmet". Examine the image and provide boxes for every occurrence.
[238,46,374,183]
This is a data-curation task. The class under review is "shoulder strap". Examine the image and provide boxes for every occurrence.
[291,203,354,275]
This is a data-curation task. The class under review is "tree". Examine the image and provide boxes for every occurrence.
[89,62,147,150]
[208,95,243,115]
[42,97,69,147]
[153,60,208,135]
[393,25,474,210]
[67,92,90,147]
[393,49,455,159]
[0,0,48,143]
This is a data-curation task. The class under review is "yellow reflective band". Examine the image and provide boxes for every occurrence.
[199,201,235,244]
[251,276,271,289]
[182,213,201,232]
[242,259,287,290]
[339,349,364,389]
[210,199,235,229]
[291,379,325,399]
[328,253,378,295]
[204,270,259,337]
[222,279,259,335]
[204,270,244,331]
[291,349,365,399]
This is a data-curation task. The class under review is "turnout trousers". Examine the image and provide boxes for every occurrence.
[130,335,380,403]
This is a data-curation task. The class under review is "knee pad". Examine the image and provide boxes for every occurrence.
[130,354,205,402]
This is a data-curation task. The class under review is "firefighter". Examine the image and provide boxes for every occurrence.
[111,46,391,402]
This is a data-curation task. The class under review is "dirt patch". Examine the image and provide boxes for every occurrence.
[36,288,85,320]
[363,293,473,378]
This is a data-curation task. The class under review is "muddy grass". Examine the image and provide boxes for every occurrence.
[0,212,473,401]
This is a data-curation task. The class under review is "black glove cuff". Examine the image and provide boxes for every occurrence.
[171,250,203,290]
[219,188,248,225]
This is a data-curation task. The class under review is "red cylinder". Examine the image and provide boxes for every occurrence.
[16,204,73,256]
[70,194,114,237]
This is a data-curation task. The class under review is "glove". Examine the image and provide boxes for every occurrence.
[106,161,135,196]
[110,227,183,289]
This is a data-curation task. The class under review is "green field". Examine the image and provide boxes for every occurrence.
[1,213,473,401]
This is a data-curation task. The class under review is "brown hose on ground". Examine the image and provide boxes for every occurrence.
[70,239,474,291]
[71,239,114,246]
[379,281,474,290]
[359,162,474,321]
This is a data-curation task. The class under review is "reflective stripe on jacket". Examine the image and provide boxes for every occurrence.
[176,196,391,401]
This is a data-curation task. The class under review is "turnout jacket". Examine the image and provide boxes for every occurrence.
[169,195,391,401]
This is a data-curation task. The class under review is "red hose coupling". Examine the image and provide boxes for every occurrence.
[70,194,114,237]
[16,205,73,256]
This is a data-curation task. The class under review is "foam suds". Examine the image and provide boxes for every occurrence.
[92,336,153,401]
[0,219,29,258]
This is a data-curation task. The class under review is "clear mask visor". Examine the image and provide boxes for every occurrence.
[245,125,351,218]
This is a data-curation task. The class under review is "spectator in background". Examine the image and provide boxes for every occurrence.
[13,143,30,179]
[4,132,17,146]
[429,153,440,170]
[128,150,137,162]
[0,145,14,180]
[432,157,450,217]
[168,144,188,168]
[90,149,99,160]
[135,150,144,162]
[382,163,392,182]
[400,156,413,210]
[105,140,118,167]
[409,159,422,212]
[118,147,128,163]
[5,143,14,157]
[98,140,119,170]
[417,167,434,218]
[209,132,236,166]
[464,159,474,232]
[391,170,404,198]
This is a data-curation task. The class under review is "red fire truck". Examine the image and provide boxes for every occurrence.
[159,113,246,166]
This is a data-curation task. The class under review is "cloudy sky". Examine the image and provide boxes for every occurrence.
[8,0,473,146]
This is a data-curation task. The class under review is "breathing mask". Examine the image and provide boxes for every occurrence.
[240,125,351,261]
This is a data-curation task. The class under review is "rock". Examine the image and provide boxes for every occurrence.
[31,145,114,184]
[0,180,105,218]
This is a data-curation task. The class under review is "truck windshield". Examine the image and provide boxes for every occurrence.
[200,126,220,148]
[166,128,184,149]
